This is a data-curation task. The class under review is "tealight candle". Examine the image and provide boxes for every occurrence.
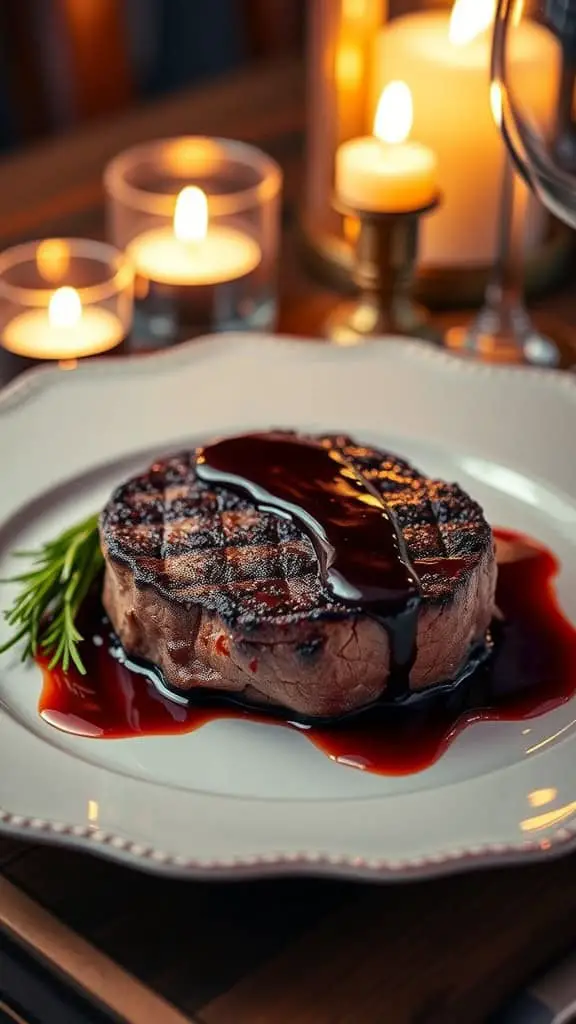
[335,81,438,213]
[104,137,282,340]
[0,239,133,384]
[3,286,125,360]
[127,187,261,286]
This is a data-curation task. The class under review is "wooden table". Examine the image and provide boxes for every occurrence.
[1,56,576,1024]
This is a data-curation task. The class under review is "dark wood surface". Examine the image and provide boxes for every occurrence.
[1,56,576,1024]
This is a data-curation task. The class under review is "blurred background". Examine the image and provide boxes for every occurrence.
[0,0,307,153]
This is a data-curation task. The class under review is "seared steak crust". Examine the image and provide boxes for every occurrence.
[100,434,497,717]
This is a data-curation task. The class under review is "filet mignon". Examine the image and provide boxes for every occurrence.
[100,433,497,718]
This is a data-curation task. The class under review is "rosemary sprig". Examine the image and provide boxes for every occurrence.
[0,512,103,674]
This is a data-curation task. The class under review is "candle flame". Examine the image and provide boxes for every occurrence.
[373,81,413,145]
[449,0,495,46]
[48,287,82,328]
[174,186,208,242]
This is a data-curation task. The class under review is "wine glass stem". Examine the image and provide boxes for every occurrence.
[467,154,536,353]
[485,157,525,318]
[494,156,518,293]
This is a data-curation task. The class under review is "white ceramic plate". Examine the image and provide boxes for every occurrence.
[1,334,575,882]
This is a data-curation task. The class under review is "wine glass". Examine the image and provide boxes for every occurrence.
[447,0,574,367]
[487,0,576,366]
[493,0,576,227]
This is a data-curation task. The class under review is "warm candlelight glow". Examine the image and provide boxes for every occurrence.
[342,0,368,18]
[373,0,559,265]
[449,0,495,47]
[334,0,387,144]
[174,186,208,243]
[36,239,71,284]
[48,286,82,329]
[520,801,576,833]
[373,81,413,144]
[335,45,364,87]
[490,81,503,128]
[335,80,437,212]
[448,0,523,46]
[127,182,261,287]
[528,788,557,808]
[3,282,123,361]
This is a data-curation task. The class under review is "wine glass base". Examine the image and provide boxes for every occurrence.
[443,316,576,369]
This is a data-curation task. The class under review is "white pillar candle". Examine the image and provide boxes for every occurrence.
[127,186,261,285]
[335,81,438,212]
[2,286,124,360]
[372,1,561,266]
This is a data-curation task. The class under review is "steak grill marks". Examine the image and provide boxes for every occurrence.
[100,433,494,714]
[102,435,489,615]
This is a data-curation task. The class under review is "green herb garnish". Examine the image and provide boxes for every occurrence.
[0,512,103,674]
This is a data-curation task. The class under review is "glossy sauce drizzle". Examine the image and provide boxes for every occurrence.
[37,530,576,776]
[197,433,420,697]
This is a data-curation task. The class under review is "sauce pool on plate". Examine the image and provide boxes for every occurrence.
[36,529,576,776]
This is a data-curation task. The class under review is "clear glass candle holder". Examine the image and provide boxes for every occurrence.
[0,238,133,383]
[104,136,282,346]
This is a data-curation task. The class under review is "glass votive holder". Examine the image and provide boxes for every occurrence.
[0,238,133,384]
[104,136,282,346]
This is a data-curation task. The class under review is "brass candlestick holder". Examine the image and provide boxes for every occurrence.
[323,195,442,346]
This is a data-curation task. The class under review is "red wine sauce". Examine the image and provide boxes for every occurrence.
[197,432,420,698]
[37,529,576,776]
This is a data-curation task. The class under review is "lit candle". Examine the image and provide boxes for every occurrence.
[335,81,438,213]
[372,0,561,265]
[127,186,262,285]
[2,286,125,360]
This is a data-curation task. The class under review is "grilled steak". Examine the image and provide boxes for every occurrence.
[100,433,497,718]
